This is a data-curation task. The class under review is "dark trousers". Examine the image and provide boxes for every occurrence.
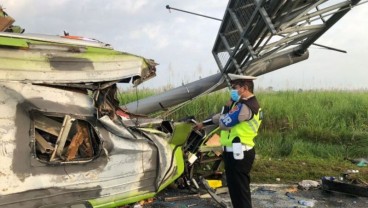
[223,148,255,208]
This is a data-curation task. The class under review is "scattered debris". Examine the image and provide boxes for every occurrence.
[199,193,212,199]
[142,182,368,208]
[298,180,320,190]
[285,192,296,200]
[298,199,316,207]
[285,186,298,193]
[321,173,368,197]
[346,157,368,167]
[206,179,222,189]
[253,187,277,195]
[357,160,367,167]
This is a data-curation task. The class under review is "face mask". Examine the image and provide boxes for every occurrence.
[230,89,240,102]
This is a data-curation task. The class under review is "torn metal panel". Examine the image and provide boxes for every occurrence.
[0,32,157,85]
[99,115,139,140]
[0,80,185,207]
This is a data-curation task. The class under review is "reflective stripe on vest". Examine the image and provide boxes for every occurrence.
[219,102,236,143]
[247,118,260,133]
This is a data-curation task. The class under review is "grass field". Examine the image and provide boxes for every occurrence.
[119,89,368,183]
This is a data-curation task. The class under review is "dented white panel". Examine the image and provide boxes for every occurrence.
[0,82,178,207]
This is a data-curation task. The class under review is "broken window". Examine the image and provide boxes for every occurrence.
[31,111,101,164]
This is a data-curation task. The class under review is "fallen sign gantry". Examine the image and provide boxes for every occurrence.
[126,0,361,115]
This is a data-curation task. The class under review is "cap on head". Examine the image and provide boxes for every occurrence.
[228,73,256,81]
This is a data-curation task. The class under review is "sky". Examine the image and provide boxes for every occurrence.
[2,0,368,91]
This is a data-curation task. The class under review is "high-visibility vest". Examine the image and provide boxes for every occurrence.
[220,99,262,147]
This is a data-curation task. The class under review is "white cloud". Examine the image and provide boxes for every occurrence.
[129,23,169,49]
[103,0,149,14]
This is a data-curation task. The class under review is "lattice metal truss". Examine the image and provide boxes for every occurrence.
[212,0,361,77]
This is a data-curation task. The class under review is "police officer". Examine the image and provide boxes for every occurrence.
[197,73,262,208]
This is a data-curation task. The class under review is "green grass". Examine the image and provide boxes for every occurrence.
[119,89,368,183]
[251,158,368,184]
[117,87,157,106]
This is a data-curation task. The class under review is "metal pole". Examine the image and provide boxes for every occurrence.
[166,5,222,21]
[312,43,347,53]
